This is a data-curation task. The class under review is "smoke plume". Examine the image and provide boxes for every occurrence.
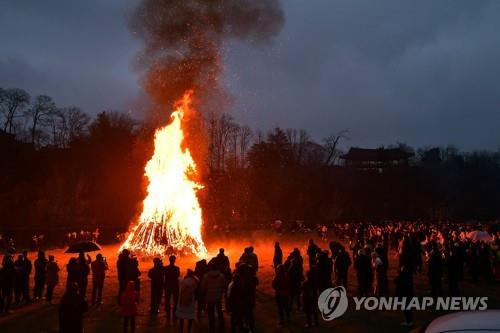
[130,0,284,108]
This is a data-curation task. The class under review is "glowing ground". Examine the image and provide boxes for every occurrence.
[1,232,499,333]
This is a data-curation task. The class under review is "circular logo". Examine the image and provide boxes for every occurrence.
[318,286,348,321]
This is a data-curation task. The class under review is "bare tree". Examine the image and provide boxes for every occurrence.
[63,106,91,142]
[286,128,311,165]
[206,112,218,171]
[26,95,57,145]
[47,107,91,147]
[239,125,253,166]
[47,109,63,146]
[207,113,239,171]
[0,88,30,134]
[323,129,349,166]
[227,121,241,168]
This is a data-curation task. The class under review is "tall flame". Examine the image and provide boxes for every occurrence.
[120,91,207,256]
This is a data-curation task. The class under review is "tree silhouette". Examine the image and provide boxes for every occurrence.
[26,95,57,145]
[0,88,30,134]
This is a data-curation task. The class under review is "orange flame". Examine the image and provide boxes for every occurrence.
[120,91,207,256]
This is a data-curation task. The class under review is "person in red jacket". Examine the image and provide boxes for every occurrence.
[120,280,138,333]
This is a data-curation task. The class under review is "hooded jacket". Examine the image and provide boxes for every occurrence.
[201,269,226,303]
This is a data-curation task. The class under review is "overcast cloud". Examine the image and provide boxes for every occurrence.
[1,1,499,150]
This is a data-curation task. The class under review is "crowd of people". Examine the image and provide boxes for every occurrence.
[0,249,109,332]
[0,221,499,332]
[0,250,61,312]
[114,247,258,333]
[65,229,100,246]
[269,222,500,327]
[0,229,101,253]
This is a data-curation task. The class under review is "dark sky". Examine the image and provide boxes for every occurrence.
[1,1,499,150]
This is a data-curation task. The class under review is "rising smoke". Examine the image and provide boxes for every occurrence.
[130,0,284,109]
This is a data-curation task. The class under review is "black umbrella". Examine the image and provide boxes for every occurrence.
[65,241,101,253]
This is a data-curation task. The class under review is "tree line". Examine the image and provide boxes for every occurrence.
[1,86,500,242]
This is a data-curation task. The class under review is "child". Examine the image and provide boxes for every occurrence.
[121,280,138,333]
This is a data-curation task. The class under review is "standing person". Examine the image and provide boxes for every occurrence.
[334,246,351,290]
[214,248,232,306]
[371,251,386,296]
[287,249,304,311]
[0,254,15,313]
[271,264,290,326]
[321,225,328,241]
[227,271,244,332]
[399,236,415,274]
[395,265,414,327]
[239,248,251,266]
[129,256,141,295]
[66,258,79,289]
[176,269,199,333]
[148,257,164,315]
[59,282,88,333]
[121,281,138,333]
[214,248,230,273]
[21,251,32,304]
[307,239,320,268]
[46,255,60,304]
[239,263,259,333]
[34,250,48,300]
[164,255,180,319]
[446,246,461,296]
[316,251,333,293]
[427,244,443,297]
[302,270,319,328]
[202,262,226,333]
[247,246,259,273]
[13,254,25,305]
[117,249,130,302]
[91,254,108,305]
[273,242,283,269]
[76,252,90,298]
[354,248,373,297]
[194,259,207,319]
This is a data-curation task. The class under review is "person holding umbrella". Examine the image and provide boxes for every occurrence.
[76,252,91,298]
[65,240,101,298]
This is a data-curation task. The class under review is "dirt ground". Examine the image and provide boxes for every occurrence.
[1,231,498,332]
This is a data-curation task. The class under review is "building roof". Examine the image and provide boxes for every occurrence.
[340,147,413,162]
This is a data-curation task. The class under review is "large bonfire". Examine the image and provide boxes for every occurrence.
[120,91,207,257]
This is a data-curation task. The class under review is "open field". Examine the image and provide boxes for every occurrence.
[1,231,499,333]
